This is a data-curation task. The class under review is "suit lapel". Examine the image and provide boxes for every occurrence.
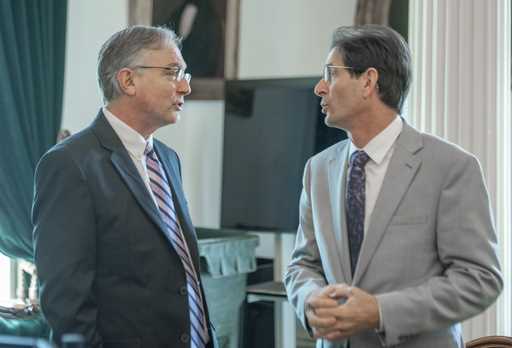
[328,142,352,283]
[353,122,423,285]
[109,151,171,235]
[91,112,192,261]
[154,141,201,271]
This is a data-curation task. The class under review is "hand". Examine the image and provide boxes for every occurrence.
[304,285,341,338]
[315,284,380,341]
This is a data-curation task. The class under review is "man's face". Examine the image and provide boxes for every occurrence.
[314,49,365,130]
[133,44,191,128]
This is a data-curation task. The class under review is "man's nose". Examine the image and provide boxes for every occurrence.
[178,79,191,96]
[314,79,327,97]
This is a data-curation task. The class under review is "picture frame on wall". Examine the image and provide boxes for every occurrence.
[128,0,240,100]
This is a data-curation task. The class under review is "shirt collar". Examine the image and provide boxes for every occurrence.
[102,106,153,159]
[349,116,403,165]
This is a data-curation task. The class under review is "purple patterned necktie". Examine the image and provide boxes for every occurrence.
[145,146,209,348]
[346,150,370,275]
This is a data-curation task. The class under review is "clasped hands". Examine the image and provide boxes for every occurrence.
[305,284,380,341]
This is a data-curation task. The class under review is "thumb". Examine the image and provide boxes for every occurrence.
[320,284,338,297]
[329,284,353,301]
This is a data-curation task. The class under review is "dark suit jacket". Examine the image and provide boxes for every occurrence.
[32,111,217,348]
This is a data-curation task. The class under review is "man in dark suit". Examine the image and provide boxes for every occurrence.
[32,26,217,348]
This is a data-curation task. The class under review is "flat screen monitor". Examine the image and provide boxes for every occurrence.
[221,77,347,232]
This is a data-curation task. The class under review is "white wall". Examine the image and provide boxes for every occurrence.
[155,101,224,229]
[61,0,128,132]
[61,0,357,258]
[239,0,356,78]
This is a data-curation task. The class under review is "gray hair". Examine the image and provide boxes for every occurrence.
[331,25,412,113]
[97,25,181,102]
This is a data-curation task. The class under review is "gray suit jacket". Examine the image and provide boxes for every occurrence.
[285,122,502,348]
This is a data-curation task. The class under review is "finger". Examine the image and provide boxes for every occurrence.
[331,303,355,322]
[307,311,337,329]
[315,325,346,339]
[320,284,339,297]
[329,284,353,299]
[315,306,342,318]
[308,296,339,310]
[324,329,351,341]
[333,314,357,331]
[307,286,337,305]
[317,307,356,330]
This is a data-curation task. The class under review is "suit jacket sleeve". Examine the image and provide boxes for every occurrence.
[376,154,503,346]
[32,147,103,347]
[284,158,328,332]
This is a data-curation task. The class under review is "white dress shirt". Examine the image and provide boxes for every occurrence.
[347,116,403,236]
[103,107,158,207]
[347,116,403,333]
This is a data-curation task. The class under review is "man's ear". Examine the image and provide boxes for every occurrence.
[362,67,379,99]
[116,68,137,96]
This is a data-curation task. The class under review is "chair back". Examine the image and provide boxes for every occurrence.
[466,335,512,348]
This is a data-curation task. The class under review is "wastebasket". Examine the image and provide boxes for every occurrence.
[197,227,259,348]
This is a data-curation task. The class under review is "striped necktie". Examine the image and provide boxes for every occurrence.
[145,146,209,348]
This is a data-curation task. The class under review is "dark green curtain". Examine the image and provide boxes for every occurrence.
[0,0,67,261]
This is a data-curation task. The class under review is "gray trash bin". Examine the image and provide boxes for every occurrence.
[197,227,259,348]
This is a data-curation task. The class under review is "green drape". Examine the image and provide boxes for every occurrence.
[0,0,67,260]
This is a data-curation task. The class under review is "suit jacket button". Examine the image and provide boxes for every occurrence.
[179,285,187,295]
[180,333,190,343]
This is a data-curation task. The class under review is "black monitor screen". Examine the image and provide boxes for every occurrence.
[221,78,347,231]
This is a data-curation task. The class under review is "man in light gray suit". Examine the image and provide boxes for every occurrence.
[284,25,502,348]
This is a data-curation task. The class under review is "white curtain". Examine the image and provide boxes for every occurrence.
[407,0,511,340]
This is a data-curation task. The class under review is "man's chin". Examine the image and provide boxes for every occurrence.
[324,114,335,127]
[166,112,180,125]
[324,115,346,130]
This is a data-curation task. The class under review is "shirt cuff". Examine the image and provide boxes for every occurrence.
[373,298,387,346]
[377,298,384,332]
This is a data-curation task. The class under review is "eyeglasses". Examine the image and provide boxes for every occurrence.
[134,65,192,83]
[322,64,354,83]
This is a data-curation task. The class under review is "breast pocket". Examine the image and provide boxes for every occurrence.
[384,214,437,281]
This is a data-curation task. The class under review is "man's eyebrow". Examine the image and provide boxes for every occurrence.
[165,62,187,69]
